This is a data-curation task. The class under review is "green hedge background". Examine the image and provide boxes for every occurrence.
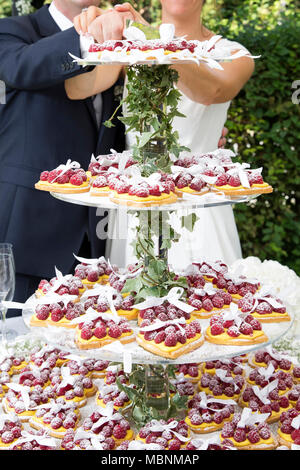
[1,0,299,274]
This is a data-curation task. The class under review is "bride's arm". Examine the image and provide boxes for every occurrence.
[173,55,255,105]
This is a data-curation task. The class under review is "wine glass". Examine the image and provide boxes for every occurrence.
[0,250,16,347]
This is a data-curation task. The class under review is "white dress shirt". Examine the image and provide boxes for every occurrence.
[48,1,103,127]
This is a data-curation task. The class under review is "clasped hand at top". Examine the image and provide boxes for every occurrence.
[74,3,147,43]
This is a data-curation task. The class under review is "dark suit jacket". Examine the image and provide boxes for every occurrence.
[0,5,125,280]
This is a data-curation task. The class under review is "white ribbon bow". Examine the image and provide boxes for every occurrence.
[0,412,18,431]
[139,316,187,334]
[80,285,121,319]
[197,391,236,410]
[292,415,300,431]
[91,403,123,431]
[215,369,240,392]
[257,363,275,381]
[252,379,278,406]
[148,420,190,443]
[35,398,75,415]
[128,441,163,450]
[5,383,31,410]
[237,407,270,428]
[73,254,106,267]
[11,430,56,449]
[52,159,81,183]
[70,306,121,327]
[193,282,218,297]
[59,365,77,389]
[134,287,195,314]
[221,302,246,328]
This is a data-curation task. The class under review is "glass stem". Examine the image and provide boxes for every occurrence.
[0,306,7,348]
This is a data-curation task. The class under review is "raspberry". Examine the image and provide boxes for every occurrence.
[108,324,121,338]
[40,171,49,181]
[81,327,93,340]
[51,310,64,323]
[93,175,108,188]
[248,429,260,444]
[93,325,107,339]
[210,323,224,335]
[190,177,205,192]
[228,175,241,187]
[259,426,271,440]
[202,299,214,311]
[154,331,166,344]
[36,304,50,321]
[164,333,177,347]
[221,422,235,438]
[113,424,127,439]
[149,185,162,196]
[69,174,84,186]
[168,439,181,450]
[50,417,63,429]
[239,322,253,335]
[227,326,240,337]
[212,295,224,309]
[215,174,228,186]
[1,431,14,444]
[233,428,246,443]
[279,396,290,408]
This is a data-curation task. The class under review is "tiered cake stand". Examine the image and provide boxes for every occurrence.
[21,51,294,425]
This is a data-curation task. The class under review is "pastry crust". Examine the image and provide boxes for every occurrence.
[220,434,278,450]
[109,191,178,207]
[29,314,78,329]
[29,411,81,438]
[205,326,268,346]
[90,186,111,197]
[175,187,210,198]
[35,181,90,194]
[75,331,135,350]
[251,311,291,323]
[136,333,204,359]
[185,415,233,434]
[212,183,273,197]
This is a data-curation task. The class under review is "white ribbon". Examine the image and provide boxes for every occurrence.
[0,412,19,431]
[221,302,246,328]
[97,384,119,398]
[249,286,285,313]
[257,363,275,381]
[237,408,270,428]
[73,254,106,267]
[252,380,278,406]
[215,369,240,392]
[107,259,143,283]
[5,383,31,410]
[59,365,77,389]
[197,391,236,410]
[80,285,121,319]
[226,162,263,189]
[193,282,218,298]
[11,430,56,449]
[148,420,190,443]
[291,415,300,431]
[51,159,81,183]
[264,345,296,365]
[124,166,165,191]
[139,316,187,334]
[70,306,121,327]
[91,403,123,431]
[134,287,195,314]
[34,398,76,415]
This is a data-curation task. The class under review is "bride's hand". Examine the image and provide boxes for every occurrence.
[114,2,149,25]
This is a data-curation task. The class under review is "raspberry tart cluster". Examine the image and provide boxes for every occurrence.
[137,318,204,359]
[36,161,90,193]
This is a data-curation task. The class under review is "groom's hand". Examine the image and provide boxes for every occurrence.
[74,7,134,43]
[113,2,149,25]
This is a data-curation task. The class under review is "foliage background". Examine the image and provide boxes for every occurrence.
[1,0,299,274]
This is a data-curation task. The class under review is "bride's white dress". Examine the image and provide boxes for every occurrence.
[107,39,247,270]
